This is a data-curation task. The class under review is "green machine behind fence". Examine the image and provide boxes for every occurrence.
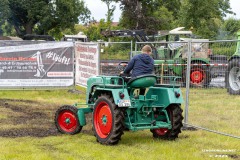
[54,63,184,145]
[154,28,212,87]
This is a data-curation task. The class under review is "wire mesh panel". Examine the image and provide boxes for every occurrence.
[187,39,240,138]
[136,41,188,87]
[135,38,240,138]
[99,42,132,76]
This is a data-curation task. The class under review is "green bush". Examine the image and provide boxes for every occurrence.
[210,42,237,57]
[100,43,131,60]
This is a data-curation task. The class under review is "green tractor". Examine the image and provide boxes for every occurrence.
[154,27,212,87]
[225,31,240,95]
[54,63,184,145]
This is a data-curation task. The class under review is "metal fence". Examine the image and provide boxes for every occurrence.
[98,41,132,75]
[187,40,240,138]
[134,39,240,139]
[1,39,239,138]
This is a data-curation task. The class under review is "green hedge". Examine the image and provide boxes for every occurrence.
[210,42,237,57]
[100,43,131,60]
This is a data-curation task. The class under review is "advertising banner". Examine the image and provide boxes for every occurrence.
[75,43,99,86]
[0,42,74,88]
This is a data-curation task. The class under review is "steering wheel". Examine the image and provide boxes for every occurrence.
[117,61,128,71]
[117,61,131,83]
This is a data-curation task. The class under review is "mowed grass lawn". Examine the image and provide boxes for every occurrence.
[0,87,239,160]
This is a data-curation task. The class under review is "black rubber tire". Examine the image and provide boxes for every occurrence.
[183,65,211,88]
[225,59,240,95]
[203,66,212,87]
[93,94,125,145]
[151,105,183,140]
[55,105,82,135]
[209,54,227,61]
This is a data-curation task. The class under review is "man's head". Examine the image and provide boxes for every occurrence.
[141,45,152,55]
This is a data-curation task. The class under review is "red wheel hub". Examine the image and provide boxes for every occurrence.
[58,110,78,133]
[154,128,168,136]
[94,101,113,138]
[190,69,204,83]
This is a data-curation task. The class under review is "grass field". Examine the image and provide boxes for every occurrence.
[0,87,239,160]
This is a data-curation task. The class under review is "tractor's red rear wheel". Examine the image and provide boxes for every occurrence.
[153,128,169,136]
[190,66,211,87]
[55,105,82,134]
[183,65,211,87]
[151,105,183,140]
[93,94,124,145]
[190,68,204,84]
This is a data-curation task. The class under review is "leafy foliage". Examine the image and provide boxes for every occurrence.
[0,0,10,22]
[210,42,237,56]
[83,20,107,41]
[0,0,238,40]
[0,0,10,35]
[115,0,175,34]
[101,44,131,60]
[216,18,240,40]
[1,0,90,37]
[111,0,235,39]
[223,18,240,36]
[177,0,234,39]
[101,0,116,22]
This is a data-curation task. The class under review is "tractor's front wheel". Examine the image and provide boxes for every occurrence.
[151,105,183,140]
[226,59,240,95]
[93,94,124,145]
[55,105,82,134]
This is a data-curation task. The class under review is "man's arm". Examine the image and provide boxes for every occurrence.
[124,57,135,74]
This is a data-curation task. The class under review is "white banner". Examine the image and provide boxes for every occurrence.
[0,41,74,88]
[0,79,73,87]
[0,42,73,53]
[75,43,99,86]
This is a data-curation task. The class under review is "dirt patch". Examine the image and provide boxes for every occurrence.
[81,113,93,135]
[0,99,93,138]
[0,128,58,138]
[228,154,240,159]
[67,89,85,94]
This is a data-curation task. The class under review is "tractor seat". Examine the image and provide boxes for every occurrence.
[127,74,157,88]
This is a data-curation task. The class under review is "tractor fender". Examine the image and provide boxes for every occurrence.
[191,58,210,64]
[93,88,131,107]
[228,55,240,62]
[147,86,183,107]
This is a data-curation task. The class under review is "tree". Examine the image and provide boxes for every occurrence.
[101,0,116,34]
[114,0,174,34]
[224,18,240,36]
[216,18,240,40]
[81,19,107,41]
[112,0,236,39]
[0,0,10,35]
[1,0,90,37]
[177,0,234,39]
[101,0,116,23]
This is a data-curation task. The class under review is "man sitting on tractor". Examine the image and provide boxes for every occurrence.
[120,45,154,94]
[121,45,154,77]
